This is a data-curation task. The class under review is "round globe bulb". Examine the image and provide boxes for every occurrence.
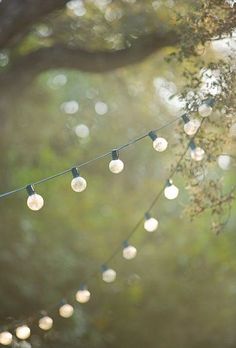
[59,304,74,318]
[102,268,116,283]
[27,193,44,211]
[71,176,87,192]
[144,217,158,232]
[152,137,168,152]
[39,316,53,331]
[184,119,201,135]
[164,184,179,200]
[198,103,212,117]
[123,245,137,260]
[109,159,124,174]
[16,325,31,340]
[0,332,13,346]
[76,289,91,303]
[190,147,205,161]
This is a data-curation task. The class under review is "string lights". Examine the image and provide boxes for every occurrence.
[101,265,117,283]
[122,241,137,260]
[109,149,124,174]
[0,100,221,344]
[59,302,74,318]
[164,180,179,200]
[182,114,201,136]
[76,285,91,304]
[144,213,159,232]
[189,140,205,161]
[71,167,87,192]
[15,325,31,340]
[0,332,13,346]
[38,316,53,331]
[148,131,168,152]
[26,185,44,211]
[198,98,214,117]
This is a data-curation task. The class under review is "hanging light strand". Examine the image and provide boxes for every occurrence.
[100,119,205,267]
[0,116,183,200]
[0,117,208,339]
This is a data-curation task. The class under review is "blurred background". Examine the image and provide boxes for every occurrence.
[0,1,236,347]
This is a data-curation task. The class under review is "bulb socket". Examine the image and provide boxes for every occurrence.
[123,240,129,248]
[60,299,67,306]
[145,212,151,220]
[204,98,215,107]
[71,167,80,178]
[79,283,86,290]
[26,185,35,196]
[40,310,48,317]
[189,140,196,150]
[166,179,172,187]
[182,113,190,124]
[148,131,158,141]
[101,264,108,272]
[111,149,119,160]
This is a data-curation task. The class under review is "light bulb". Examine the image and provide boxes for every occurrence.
[16,325,31,340]
[76,286,91,303]
[198,99,214,117]
[102,266,116,283]
[144,213,158,232]
[189,140,205,161]
[190,147,205,161]
[59,303,74,318]
[26,185,44,211]
[109,149,124,174]
[148,131,168,152]
[39,316,53,331]
[0,332,13,345]
[182,114,201,136]
[164,180,179,200]
[71,168,87,192]
[122,242,137,260]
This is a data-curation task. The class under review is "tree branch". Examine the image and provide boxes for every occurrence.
[0,0,67,48]
[0,32,178,88]
[0,31,179,90]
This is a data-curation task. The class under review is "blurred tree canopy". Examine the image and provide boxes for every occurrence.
[0,1,236,347]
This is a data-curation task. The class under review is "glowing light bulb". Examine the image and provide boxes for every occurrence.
[16,325,31,340]
[109,149,124,174]
[182,114,200,136]
[164,180,179,200]
[148,131,168,152]
[26,185,44,211]
[144,213,158,232]
[71,168,87,192]
[0,332,13,345]
[76,285,91,303]
[59,303,74,318]
[189,141,205,161]
[122,241,137,260]
[198,99,214,117]
[39,316,53,331]
[102,265,116,283]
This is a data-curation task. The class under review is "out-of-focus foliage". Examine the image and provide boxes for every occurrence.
[0,1,236,348]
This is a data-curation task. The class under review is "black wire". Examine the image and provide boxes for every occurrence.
[0,115,182,200]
